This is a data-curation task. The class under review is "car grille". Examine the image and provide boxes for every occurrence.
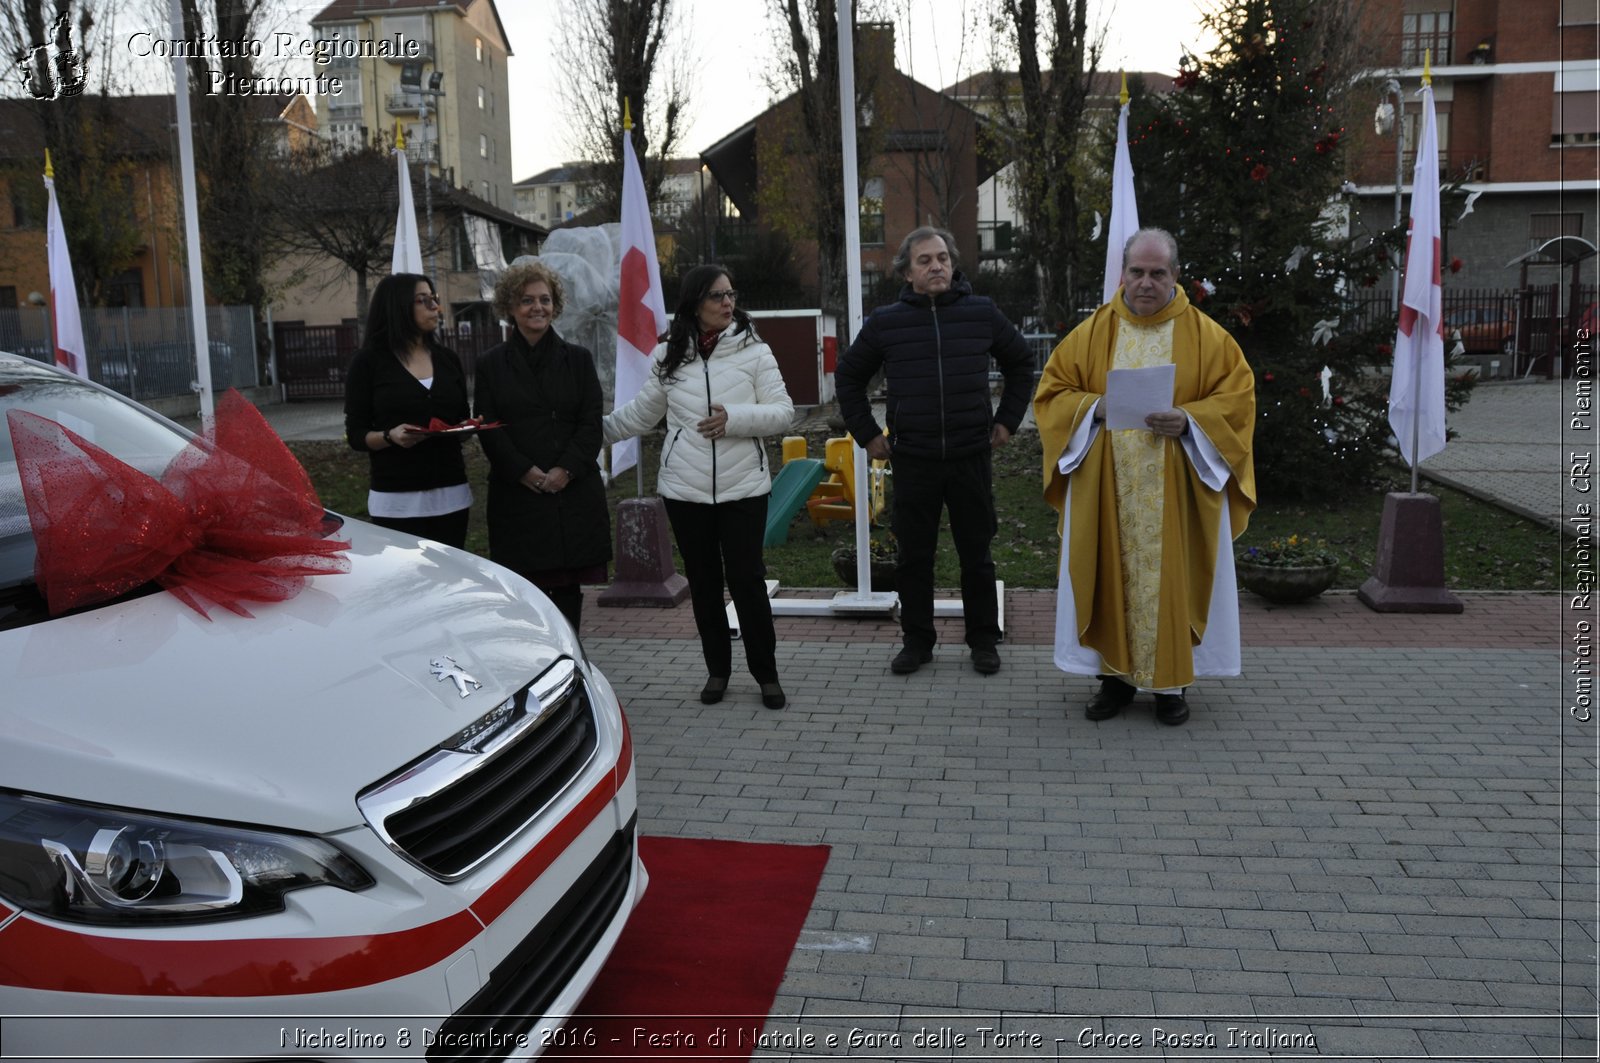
[359,657,600,879]
[425,815,636,1062]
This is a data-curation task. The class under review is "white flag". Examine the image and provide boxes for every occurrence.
[612,126,668,477]
[1102,97,1140,306]
[1388,82,1447,467]
[392,147,424,275]
[44,167,86,379]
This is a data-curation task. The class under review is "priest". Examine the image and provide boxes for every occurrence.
[1033,228,1256,725]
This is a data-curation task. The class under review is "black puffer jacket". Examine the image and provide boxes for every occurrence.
[835,273,1035,460]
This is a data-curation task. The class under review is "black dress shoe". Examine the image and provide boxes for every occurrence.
[700,676,730,704]
[759,682,786,710]
[1084,676,1136,720]
[890,647,933,674]
[971,647,1002,675]
[1155,691,1190,726]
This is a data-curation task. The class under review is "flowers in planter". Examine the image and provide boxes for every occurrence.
[1236,534,1339,568]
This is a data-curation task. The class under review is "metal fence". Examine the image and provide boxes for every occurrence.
[1,306,260,400]
[274,321,510,400]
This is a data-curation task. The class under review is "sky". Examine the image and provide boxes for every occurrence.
[498,0,1216,181]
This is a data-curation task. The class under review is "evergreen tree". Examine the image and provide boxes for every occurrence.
[1125,0,1402,501]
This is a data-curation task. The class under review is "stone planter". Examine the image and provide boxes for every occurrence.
[831,547,896,591]
[1236,560,1339,603]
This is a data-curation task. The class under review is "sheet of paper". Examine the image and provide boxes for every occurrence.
[1104,364,1176,430]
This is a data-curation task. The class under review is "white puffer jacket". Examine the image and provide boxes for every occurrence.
[604,325,796,505]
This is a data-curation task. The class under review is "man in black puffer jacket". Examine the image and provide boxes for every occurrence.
[836,226,1035,676]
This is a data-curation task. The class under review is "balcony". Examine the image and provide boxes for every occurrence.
[386,92,426,115]
[384,40,434,64]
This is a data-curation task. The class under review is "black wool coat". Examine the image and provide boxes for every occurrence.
[475,328,612,577]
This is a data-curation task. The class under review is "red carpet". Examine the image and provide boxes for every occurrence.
[553,836,830,1061]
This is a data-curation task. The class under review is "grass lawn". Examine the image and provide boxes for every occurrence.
[292,427,1561,592]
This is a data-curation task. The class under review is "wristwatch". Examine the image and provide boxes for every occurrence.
[382,427,393,446]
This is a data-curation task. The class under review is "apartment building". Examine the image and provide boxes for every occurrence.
[310,0,515,210]
[1349,0,1599,290]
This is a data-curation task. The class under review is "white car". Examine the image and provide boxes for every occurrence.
[0,353,645,1060]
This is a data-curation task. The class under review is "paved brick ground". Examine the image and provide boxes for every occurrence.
[582,600,1596,1062]
[255,391,1596,1060]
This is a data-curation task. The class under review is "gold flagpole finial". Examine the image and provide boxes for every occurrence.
[1423,49,1432,86]
[623,97,633,132]
[395,120,406,150]
[1119,70,1129,107]
[43,148,52,179]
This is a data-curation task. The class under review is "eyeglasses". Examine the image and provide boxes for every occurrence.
[705,289,738,303]
[414,294,441,307]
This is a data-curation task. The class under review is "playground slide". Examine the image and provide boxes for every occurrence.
[764,458,827,547]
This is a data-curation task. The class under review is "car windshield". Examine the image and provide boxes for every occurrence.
[0,360,191,597]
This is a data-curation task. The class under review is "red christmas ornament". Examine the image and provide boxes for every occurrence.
[1250,163,1271,181]
[1378,342,1393,356]
[1263,372,1275,383]
[1333,396,1346,406]
[1449,257,1464,273]
[1297,386,1312,397]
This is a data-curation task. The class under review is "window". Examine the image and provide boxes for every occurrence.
[104,268,145,309]
[860,177,885,247]
[1530,213,1584,253]
[477,85,485,110]
[1562,0,1599,24]
[0,286,17,308]
[475,37,483,62]
[1554,68,1600,144]
[1400,3,1452,66]
[479,134,488,159]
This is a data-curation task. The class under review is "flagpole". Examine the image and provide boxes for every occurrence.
[169,0,214,420]
[1409,52,1433,495]
[624,102,645,498]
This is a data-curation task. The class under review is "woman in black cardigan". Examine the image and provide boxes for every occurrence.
[343,273,472,548]
[475,261,612,630]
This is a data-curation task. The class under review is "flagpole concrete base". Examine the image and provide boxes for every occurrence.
[598,496,689,608]
[1357,492,1464,613]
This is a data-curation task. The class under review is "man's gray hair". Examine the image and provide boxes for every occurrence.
[892,226,960,278]
[1123,227,1180,274]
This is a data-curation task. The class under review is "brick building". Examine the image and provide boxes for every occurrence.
[1348,0,1599,294]
[699,23,999,305]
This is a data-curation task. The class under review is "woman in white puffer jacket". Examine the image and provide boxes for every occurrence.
[604,265,795,709]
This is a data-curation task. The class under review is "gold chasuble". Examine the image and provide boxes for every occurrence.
[1033,287,1256,689]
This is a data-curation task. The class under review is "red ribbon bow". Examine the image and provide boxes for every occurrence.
[7,389,351,619]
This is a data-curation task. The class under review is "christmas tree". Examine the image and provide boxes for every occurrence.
[1126,0,1402,501]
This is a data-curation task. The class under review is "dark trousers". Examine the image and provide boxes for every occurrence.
[663,494,779,683]
[890,450,1000,652]
[369,507,470,550]
[544,586,583,631]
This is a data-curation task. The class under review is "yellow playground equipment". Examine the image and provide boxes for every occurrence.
[781,435,888,528]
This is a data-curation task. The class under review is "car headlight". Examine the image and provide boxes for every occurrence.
[0,790,373,926]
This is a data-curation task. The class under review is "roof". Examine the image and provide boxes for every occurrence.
[942,68,1176,101]
[309,0,512,58]
[0,93,316,162]
[427,173,547,234]
[514,163,591,187]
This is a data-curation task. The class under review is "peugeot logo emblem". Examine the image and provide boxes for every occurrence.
[430,656,481,698]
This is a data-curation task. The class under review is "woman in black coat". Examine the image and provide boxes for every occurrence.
[475,260,612,630]
[343,273,472,548]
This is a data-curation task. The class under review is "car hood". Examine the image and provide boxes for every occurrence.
[0,522,574,833]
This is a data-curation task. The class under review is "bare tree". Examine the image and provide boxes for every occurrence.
[0,0,152,306]
[987,0,1103,325]
[876,0,982,233]
[274,139,436,326]
[554,0,689,215]
[173,0,281,313]
[764,0,892,306]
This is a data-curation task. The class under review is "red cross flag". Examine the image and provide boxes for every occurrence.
[43,152,86,379]
[1388,78,1447,468]
[612,112,668,478]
